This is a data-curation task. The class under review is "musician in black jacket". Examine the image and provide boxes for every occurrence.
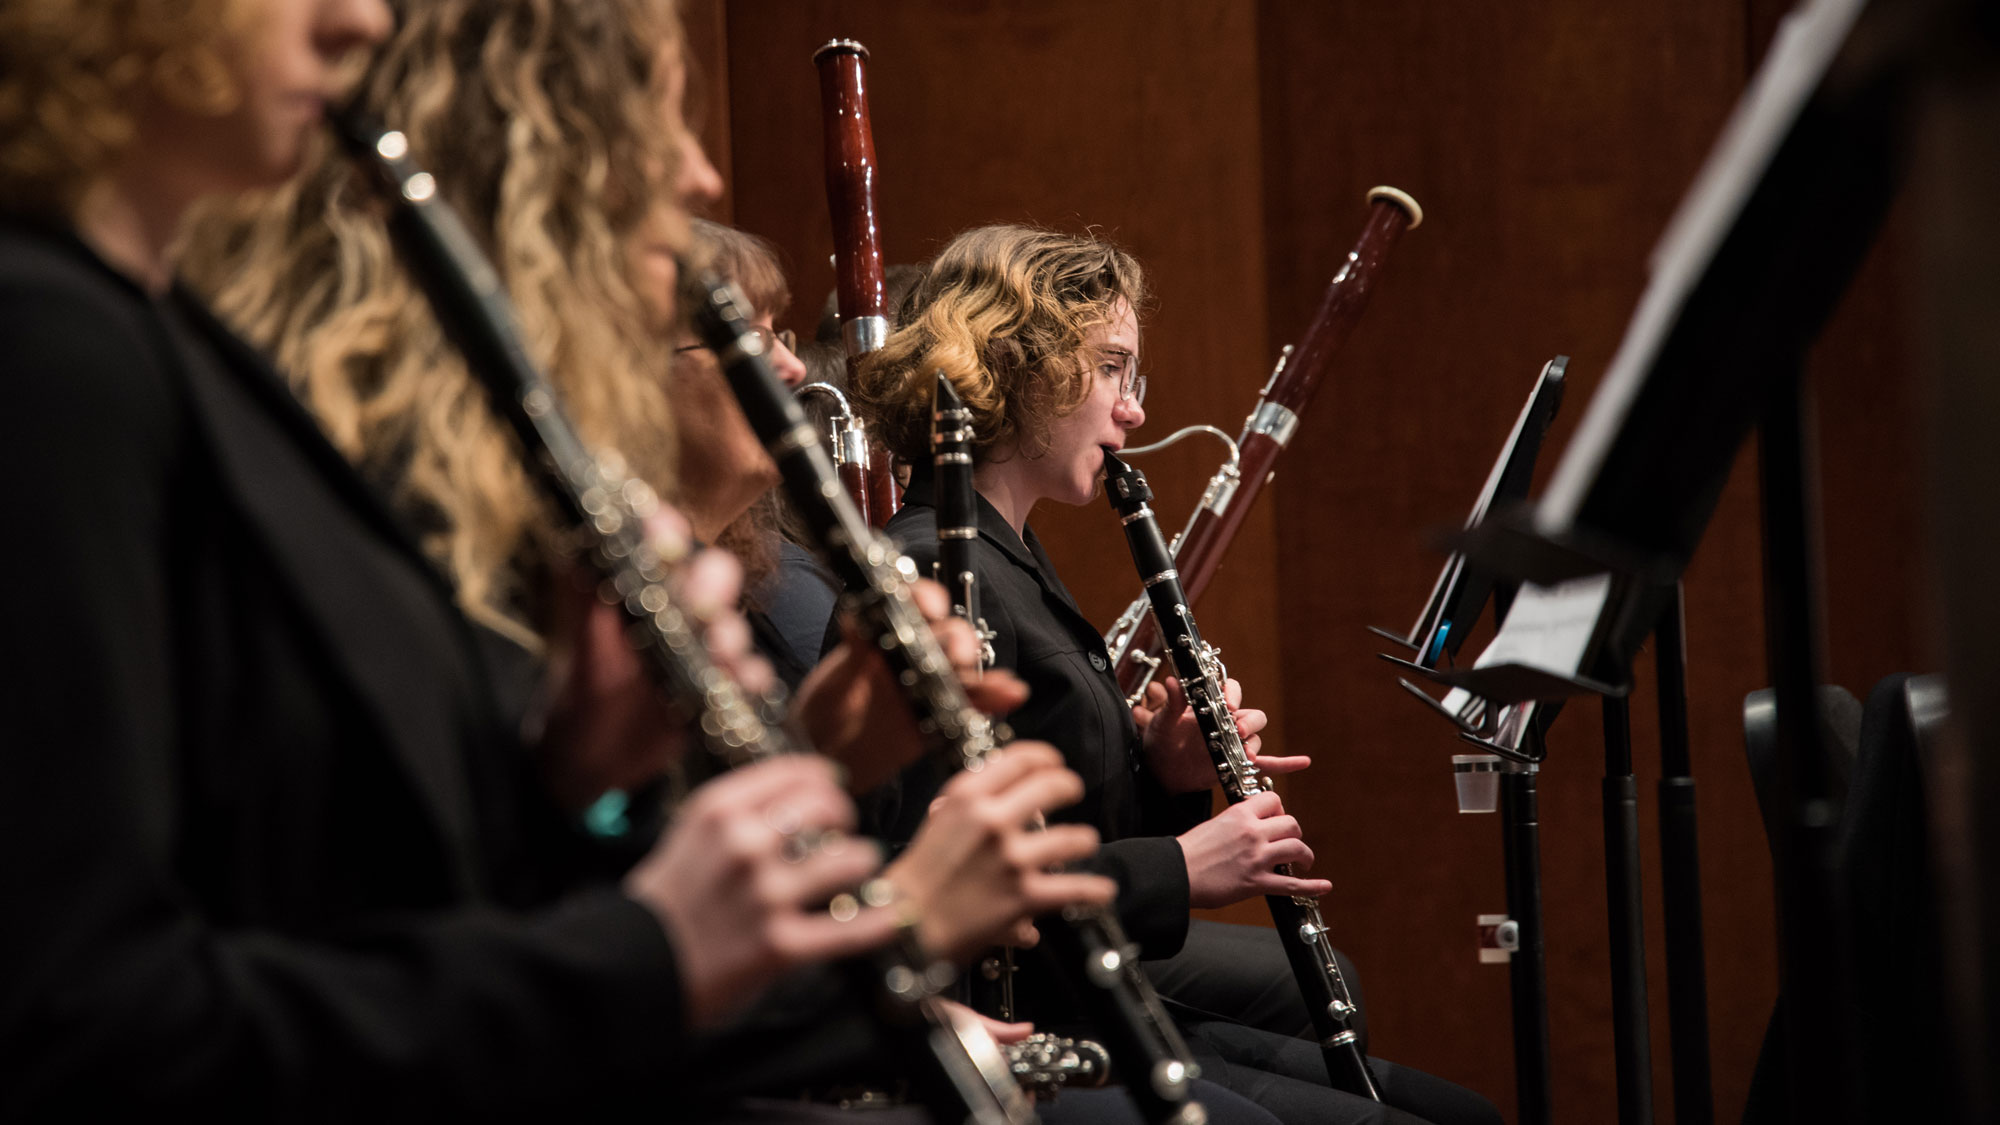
[852,224,1502,1125]
[0,0,1135,1118]
[0,0,931,1117]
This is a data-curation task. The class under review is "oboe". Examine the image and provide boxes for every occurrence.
[814,38,900,524]
[1105,188,1421,703]
[329,106,1033,1125]
[691,280,1207,1125]
[1101,449,1383,1102]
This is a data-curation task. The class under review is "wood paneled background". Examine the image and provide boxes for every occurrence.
[688,3,1924,1120]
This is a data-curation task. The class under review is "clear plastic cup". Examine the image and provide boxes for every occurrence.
[1452,753,1503,813]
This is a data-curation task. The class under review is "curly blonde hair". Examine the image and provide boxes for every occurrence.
[852,224,1146,467]
[0,0,244,216]
[182,0,685,648]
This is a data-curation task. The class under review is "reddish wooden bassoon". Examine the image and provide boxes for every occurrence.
[813,38,900,526]
[1105,187,1423,700]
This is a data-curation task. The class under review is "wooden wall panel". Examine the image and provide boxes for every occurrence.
[699,2,1925,1121]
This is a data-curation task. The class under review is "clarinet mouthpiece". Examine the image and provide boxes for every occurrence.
[1101,448,1151,507]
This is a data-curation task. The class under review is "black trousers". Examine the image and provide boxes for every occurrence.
[1146,921,1502,1125]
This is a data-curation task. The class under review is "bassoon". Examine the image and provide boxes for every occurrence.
[695,284,1207,1125]
[814,38,900,525]
[796,381,875,528]
[1104,188,1421,701]
[330,107,1035,1125]
[1101,449,1382,1101]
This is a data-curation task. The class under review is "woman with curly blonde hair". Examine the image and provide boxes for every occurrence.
[0,0,993,1115]
[170,3,1142,1115]
[856,225,1502,1125]
[183,0,701,649]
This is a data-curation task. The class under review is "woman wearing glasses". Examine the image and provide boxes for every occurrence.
[850,222,1316,979]
[850,224,1500,1125]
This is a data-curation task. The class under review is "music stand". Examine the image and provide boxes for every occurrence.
[1436,0,1956,1120]
[1375,357,1565,1125]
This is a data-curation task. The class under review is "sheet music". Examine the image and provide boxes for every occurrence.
[1470,572,1614,678]
[1536,0,1869,530]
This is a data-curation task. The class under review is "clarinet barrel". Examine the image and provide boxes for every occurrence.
[1101,450,1382,1102]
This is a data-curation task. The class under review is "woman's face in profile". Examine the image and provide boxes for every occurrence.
[137,0,390,196]
[629,44,725,332]
[1027,297,1147,508]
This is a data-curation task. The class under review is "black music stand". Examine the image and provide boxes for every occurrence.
[1433,1,1964,1121]
[1375,357,1565,1125]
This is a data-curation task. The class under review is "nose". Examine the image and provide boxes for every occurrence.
[318,0,393,54]
[1114,396,1145,429]
[771,334,808,389]
[675,131,725,207]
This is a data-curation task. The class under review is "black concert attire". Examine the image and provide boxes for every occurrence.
[877,468,1501,1125]
[0,220,688,1119]
[870,470,1206,965]
[755,539,842,690]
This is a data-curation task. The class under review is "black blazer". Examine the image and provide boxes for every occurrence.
[0,221,684,1119]
[876,469,1207,960]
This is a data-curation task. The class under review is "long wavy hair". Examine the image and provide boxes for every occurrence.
[0,0,245,218]
[852,224,1146,466]
[183,0,685,648]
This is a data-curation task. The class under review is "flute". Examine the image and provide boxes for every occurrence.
[329,106,1034,1125]
[814,38,900,524]
[1105,188,1421,703]
[692,281,1207,1125]
[1101,449,1383,1102]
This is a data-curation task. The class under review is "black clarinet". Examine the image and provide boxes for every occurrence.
[690,280,1208,1125]
[931,379,999,707]
[1101,450,1383,1102]
[328,106,1033,1125]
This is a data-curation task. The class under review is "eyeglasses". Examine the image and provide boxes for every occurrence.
[677,325,795,356]
[1102,349,1146,407]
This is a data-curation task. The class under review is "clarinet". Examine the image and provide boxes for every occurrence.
[690,279,1208,1125]
[932,375,996,672]
[328,106,1033,1125]
[1101,449,1383,1102]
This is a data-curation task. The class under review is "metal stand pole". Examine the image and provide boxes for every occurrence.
[1602,695,1654,1125]
[1653,583,1714,1125]
[1502,745,1553,1125]
[1757,382,1858,1124]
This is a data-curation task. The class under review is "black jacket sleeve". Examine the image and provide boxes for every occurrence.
[0,236,688,1120]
